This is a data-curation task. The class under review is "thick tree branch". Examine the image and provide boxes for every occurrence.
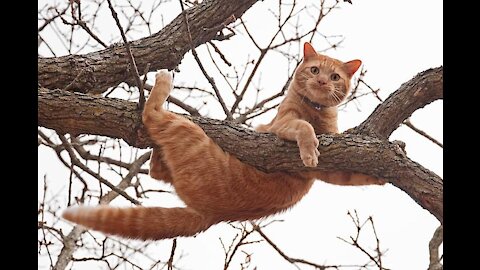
[38,83,443,222]
[353,67,443,139]
[38,0,259,94]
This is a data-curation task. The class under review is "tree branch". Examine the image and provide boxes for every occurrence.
[54,226,86,270]
[428,225,443,270]
[404,118,443,148]
[53,151,149,270]
[353,67,443,139]
[38,0,259,94]
[38,70,443,222]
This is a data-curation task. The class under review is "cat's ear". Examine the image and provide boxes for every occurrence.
[343,60,362,77]
[303,42,317,60]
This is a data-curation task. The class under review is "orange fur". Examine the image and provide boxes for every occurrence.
[62,43,384,241]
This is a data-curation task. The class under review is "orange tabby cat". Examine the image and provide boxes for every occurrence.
[63,42,384,240]
[257,42,359,167]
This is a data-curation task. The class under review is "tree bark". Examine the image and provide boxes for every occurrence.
[38,0,259,94]
[38,66,443,222]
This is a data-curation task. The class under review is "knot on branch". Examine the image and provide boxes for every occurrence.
[392,140,407,155]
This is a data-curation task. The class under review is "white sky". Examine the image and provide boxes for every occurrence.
[39,0,442,269]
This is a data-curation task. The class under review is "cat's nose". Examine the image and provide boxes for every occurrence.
[317,79,327,85]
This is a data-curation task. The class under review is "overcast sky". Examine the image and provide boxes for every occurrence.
[39,0,442,269]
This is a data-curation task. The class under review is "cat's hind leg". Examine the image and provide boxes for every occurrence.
[142,70,178,182]
[149,147,173,183]
[143,70,173,121]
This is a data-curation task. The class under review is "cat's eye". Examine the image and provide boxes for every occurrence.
[330,73,340,81]
[310,66,319,74]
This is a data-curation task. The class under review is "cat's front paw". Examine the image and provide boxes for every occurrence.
[301,152,318,167]
[298,137,320,167]
[155,69,173,85]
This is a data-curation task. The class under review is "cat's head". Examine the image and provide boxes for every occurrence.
[292,42,362,108]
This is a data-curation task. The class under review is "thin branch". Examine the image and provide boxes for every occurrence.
[208,41,232,66]
[60,16,108,48]
[53,151,150,270]
[38,5,70,32]
[253,224,342,270]
[337,211,389,270]
[235,64,296,123]
[222,223,256,269]
[39,176,55,268]
[167,239,177,270]
[404,119,443,148]
[143,82,201,116]
[368,216,384,269]
[58,134,141,205]
[99,151,150,204]
[178,0,234,120]
[107,0,145,109]
[70,137,149,174]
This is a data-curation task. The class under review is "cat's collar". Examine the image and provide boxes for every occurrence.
[303,97,327,111]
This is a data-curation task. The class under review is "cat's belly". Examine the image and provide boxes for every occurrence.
[174,169,314,220]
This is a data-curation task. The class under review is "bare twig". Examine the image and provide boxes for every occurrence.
[58,134,141,205]
[337,210,390,270]
[222,223,257,270]
[39,5,70,32]
[404,119,443,148]
[52,150,150,270]
[60,16,108,48]
[39,176,55,269]
[208,41,232,66]
[253,223,351,270]
[178,0,234,120]
[99,151,150,204]
[143,82,201,116]
[106,0,145,110]
[69,137,149,175]
[167,239,177,270]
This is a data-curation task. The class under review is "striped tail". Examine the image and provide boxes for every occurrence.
[62,206,212,240]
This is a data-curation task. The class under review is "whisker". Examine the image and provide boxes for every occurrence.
[332,86,346,103]
[330,90,342,104]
